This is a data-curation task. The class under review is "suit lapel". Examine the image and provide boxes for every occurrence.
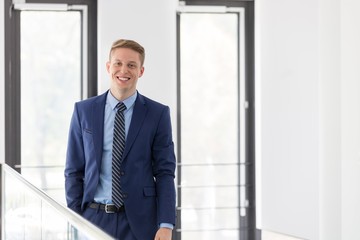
[92,92,108,169]
[123,94,147,160]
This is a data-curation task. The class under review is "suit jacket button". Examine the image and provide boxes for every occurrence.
[123,193,128,198]
[120,171,125,176]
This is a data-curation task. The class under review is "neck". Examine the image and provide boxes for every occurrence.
[110,88,135,101]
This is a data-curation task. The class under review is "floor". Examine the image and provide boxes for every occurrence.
[262,230,305,240]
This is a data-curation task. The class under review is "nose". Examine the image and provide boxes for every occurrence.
[119,65,127,73]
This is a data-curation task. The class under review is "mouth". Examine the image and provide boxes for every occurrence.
[116,76,130,81]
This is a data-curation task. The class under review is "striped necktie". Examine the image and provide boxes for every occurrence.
[112,102,127,208]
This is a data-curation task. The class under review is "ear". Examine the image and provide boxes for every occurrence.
[139,66,145,77]
[106,61,111,73]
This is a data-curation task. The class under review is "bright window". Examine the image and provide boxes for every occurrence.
[20,10,82,203]
[179,12,241,240]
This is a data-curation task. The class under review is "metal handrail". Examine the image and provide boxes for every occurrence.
[1,163,114,240]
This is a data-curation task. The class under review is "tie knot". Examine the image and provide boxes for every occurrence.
[116,102,127,112]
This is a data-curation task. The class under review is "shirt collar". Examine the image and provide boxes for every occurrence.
[107,90,137,111]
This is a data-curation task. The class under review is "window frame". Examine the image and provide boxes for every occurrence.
[175,1,257,240]
[4,0,97,172]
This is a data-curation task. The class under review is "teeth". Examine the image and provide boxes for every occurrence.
[117,76,130,81]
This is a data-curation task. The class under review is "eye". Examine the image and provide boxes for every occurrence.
[128,63,136,68]
[114,61,121,66]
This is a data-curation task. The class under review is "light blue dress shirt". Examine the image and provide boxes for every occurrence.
[94,90,136,204]
[93,91,173,230]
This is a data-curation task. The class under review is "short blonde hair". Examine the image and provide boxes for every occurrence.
[109,39,145,66]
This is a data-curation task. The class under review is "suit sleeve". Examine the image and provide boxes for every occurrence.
[64,103,85,214]
[152,106,177,225]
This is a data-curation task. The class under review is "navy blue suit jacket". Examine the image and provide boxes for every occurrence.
[65,91,176,239]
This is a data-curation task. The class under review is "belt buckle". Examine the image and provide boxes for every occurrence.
[105,204,116,213]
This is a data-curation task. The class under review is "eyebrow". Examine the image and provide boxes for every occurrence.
[113,59,138,65]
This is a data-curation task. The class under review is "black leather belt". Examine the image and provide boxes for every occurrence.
[88,203,125,213]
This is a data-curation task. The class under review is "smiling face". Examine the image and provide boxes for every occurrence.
[107,47,144,101]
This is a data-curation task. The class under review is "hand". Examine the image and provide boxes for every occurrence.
[154,227,172,240]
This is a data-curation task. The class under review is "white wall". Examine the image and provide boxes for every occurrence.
[97,0,178,118]
[257,0,360,239]
[256,0,320,239]
[318,0,341,239]
[341,0,360,239]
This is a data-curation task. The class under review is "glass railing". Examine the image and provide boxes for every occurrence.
[0,163,114,240]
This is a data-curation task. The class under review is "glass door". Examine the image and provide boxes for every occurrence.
[177,7,247,240]
[18,6,86,203]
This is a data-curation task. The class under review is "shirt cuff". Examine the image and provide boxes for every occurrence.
[159,223,174,230]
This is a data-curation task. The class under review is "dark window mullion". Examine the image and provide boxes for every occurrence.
[5,0,21,172]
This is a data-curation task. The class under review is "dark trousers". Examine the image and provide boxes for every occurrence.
[82,206,137,240]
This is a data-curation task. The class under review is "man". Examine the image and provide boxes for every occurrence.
[65,39,176,240]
